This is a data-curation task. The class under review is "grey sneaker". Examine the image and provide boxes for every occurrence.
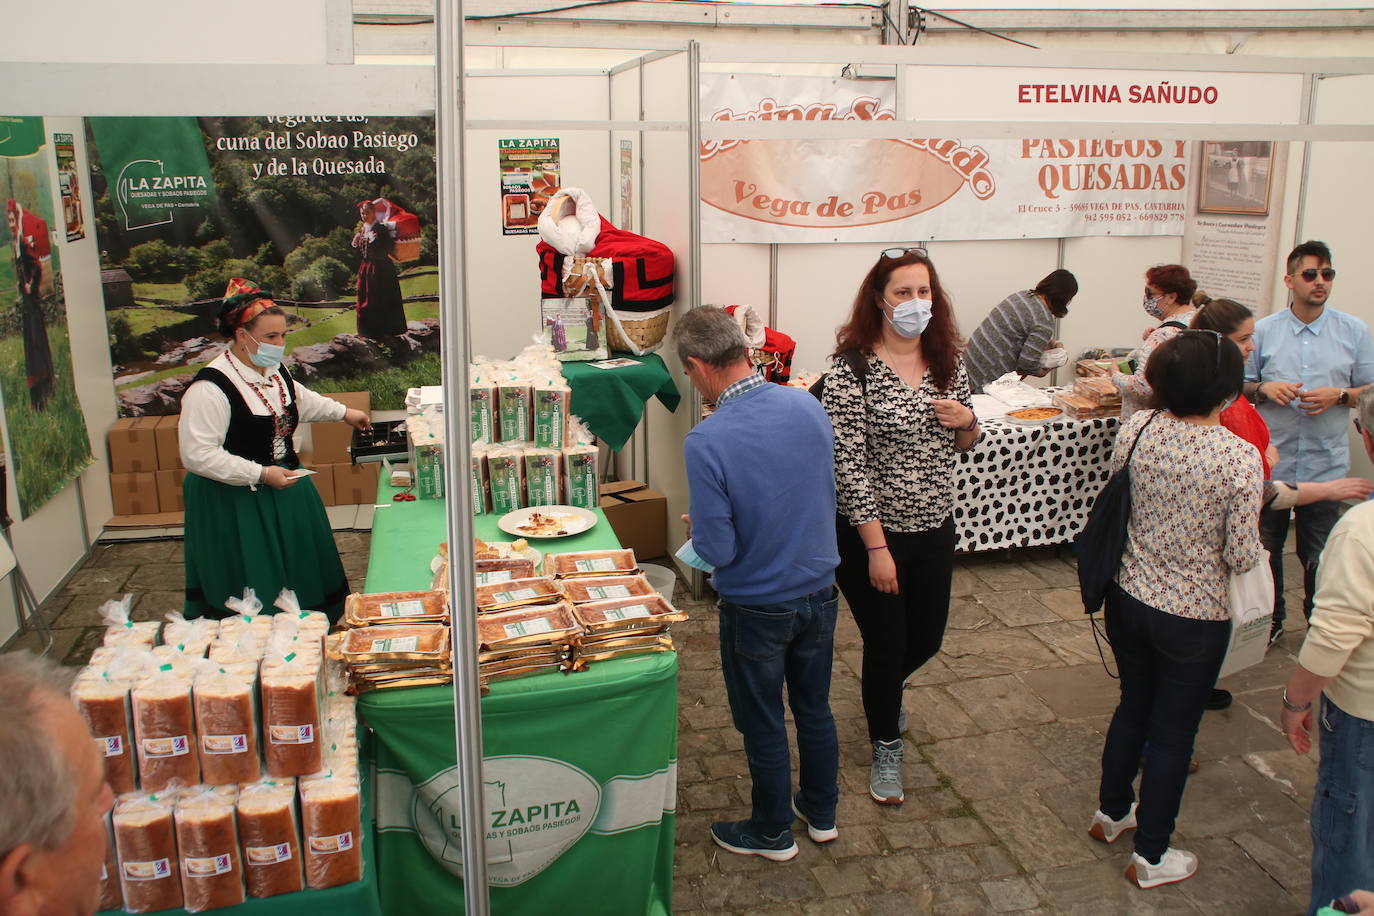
[869,739,904,805]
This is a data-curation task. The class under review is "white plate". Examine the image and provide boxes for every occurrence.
[430,541,542,573]
[497,506,598,539]
[1001,409,1064,426]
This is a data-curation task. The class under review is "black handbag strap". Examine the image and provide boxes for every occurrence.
[1122,409,1160,469]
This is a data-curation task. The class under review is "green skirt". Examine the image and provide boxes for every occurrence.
[183,473,349,622]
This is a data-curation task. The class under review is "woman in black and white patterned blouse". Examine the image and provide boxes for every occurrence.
[820,247,979,807]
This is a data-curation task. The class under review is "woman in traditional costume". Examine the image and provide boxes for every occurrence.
[6,198,56,409]
[351,199,408,339]
[179,279,370,621]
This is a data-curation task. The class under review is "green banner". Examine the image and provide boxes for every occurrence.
[87,117,215,231]
[0,117,45,158]
[363,659,677,915]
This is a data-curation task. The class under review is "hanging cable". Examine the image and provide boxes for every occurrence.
[915,7,1039,49]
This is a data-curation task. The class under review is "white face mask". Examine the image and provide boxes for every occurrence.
[884,296,934,338]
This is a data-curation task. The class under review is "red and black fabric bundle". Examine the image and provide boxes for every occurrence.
[537,217,674,314]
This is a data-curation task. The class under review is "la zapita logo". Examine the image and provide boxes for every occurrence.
[700,96,996,229]
[412,755,601,887]
[113,158,211,231]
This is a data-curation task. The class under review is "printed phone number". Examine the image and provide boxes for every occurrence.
[1080,212,1183,222]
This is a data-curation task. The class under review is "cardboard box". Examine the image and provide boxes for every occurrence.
[311,392,372,464]
[298,452,336,508]
[154,414,182,470]
[333,462,379,506]
[154,468,189,513]
[110,472,159,516]
[108,417,161,473]
[598,480,666,560]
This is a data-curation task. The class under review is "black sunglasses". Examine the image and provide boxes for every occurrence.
[1293,268,1336,282]
[880,246,928,260]
[1180,328,1223,370]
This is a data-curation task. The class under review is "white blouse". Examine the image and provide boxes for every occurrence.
[179,351,346,487]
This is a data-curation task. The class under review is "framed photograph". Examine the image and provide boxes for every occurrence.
[541,295,609,362]
[1198,141,1273,215]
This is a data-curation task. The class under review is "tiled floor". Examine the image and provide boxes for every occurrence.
[10,535,1321,914]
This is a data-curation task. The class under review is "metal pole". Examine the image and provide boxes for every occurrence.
[688,40,705,601]
[435,0,491,910]
[1292,71,1318,247]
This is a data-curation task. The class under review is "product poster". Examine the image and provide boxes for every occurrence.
[700,74,1195,244]
[86,115,438,415]
[1182,141,1288,311]
[499,138,559,235]
[618,139,634,232]
[52,133,85,242]
[0,116,94,519]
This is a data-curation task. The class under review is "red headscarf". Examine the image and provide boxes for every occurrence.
[6,198,51,259]
[222,278,277,329]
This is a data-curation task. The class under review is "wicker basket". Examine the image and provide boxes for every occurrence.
[606,308,671,355]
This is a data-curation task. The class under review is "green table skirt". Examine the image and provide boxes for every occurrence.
[561,352,680,451]
[360,478,677,915]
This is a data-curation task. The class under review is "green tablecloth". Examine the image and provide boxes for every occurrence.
[562,353,680,451]
[360,479,677,915]
[98,740,382,916]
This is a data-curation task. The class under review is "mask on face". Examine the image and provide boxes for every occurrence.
[1143,295,1166,320]
[884,296,934,339]
[247,336,284,370]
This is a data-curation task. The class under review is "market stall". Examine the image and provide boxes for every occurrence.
[360,478,677,916]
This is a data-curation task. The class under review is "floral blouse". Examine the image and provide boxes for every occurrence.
[1113,410,1265,620]
[822,350,974,534]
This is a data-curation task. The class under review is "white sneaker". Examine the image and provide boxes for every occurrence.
[1125,847,1198,889]
[1087,803,1137,844]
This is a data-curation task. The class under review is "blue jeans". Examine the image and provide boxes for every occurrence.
[1098,585,1231,863]
[1261,500,1342,626]
[718,585,840,834]
[1309,696,1374,915]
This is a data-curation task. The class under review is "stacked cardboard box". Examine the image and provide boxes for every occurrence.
[107,391,377,521]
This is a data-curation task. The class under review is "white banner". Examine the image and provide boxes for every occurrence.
[701,74,1204,244]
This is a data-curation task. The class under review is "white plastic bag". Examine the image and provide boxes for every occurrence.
[1219,561,1275,679]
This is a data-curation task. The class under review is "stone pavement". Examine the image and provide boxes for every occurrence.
[9,536,1319,914]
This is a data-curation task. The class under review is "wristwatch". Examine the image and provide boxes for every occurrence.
[1339,389,1350,406]
[1281,688,1312,713]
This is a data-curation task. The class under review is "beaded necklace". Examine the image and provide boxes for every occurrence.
[226,352,292,447]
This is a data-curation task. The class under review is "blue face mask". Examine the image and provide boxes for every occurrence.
[884,296,933,338]
[248,337,284,370]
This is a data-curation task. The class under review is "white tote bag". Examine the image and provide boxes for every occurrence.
[1219,561,1275,679]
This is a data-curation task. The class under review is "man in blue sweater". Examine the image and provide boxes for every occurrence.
[676,306,841,862]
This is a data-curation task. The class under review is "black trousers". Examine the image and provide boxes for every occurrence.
[835,516,956,743]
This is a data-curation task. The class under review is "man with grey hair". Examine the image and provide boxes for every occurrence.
[0,651,114,916]
[676,306,840,862]
[1280,387,1374,913]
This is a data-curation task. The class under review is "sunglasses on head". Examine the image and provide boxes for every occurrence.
[1180,328,1223,370]
[880,246,928,260]
[1293,267,1336,282]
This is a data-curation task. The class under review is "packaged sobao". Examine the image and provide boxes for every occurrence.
[545,548,639,579]
[260,637,323,778]
[132,664,200,793]
[237,779,304,898]
[272,589,330,649]
[101,595,161,649]
[99,809,123,911]
[524,449,561,507]
[162,613,219,657]
[558,574,656,604]
[469,447,489,515]
[497,382,532,443]
[343,589,449,626]
[72,663,140,794]
[533,385,570,449]
[469,382,496,443]
[562,445,599,510]
[300,773,363,890]
[114,791,183,913]
[192,663,260,787]
[487,448,525,515]
[175,786,245,912]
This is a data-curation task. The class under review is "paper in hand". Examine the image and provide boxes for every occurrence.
[675,538,715,573]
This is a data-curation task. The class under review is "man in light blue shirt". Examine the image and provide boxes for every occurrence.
[1246,240,1374,643]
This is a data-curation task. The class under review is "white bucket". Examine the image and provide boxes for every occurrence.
[640,563,678,598]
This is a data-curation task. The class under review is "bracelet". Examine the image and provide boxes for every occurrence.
[1281,689,1312,713]
[866,544,889,552]
[962,414,979,432]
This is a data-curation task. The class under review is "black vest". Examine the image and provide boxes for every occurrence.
[191,365,301,469]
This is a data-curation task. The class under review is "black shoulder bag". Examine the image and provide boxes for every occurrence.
[809,349,868,401]
[1076,409,1160,616]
